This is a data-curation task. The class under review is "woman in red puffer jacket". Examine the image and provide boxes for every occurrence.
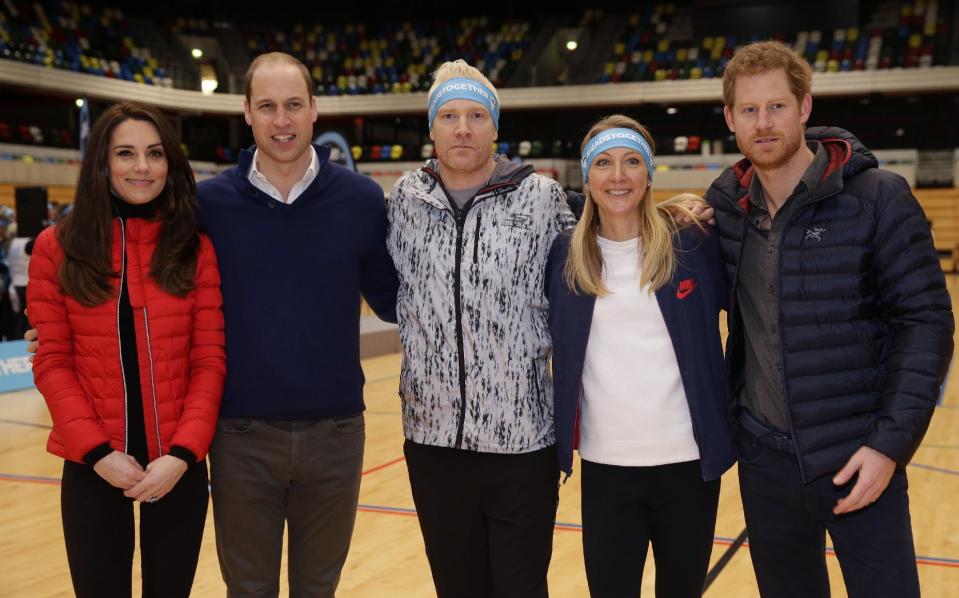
[28,101,225,598]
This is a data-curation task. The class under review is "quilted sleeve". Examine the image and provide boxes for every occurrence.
[866,185,954,465]
[28,228,112,461]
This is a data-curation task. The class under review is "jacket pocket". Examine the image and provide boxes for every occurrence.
[532,358,542,405]
[331,413,365,435]
[473,213,482,264]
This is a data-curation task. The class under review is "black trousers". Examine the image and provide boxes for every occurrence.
[404,440,560,598]
[736,427,920,598]
[581,459,720,598]
[60,459,209,598]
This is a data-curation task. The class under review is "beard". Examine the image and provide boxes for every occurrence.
[736,127,805,171]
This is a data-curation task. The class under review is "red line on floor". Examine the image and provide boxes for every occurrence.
[361,456,406,477]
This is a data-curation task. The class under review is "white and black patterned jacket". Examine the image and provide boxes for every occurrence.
[388,157,576,453]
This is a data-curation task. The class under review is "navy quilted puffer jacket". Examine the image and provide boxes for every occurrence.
[706,126,954,482]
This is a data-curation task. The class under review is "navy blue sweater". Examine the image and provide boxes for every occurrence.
[197,145,398,419]
[547,228,735,481]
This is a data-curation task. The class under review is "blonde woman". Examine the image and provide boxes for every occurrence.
[546,115,734,597]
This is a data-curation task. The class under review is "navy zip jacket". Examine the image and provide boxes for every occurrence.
[706,126,954,482]
[547,228,735,481]
[197,144,398,420]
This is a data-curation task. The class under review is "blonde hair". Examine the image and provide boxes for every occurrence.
[722,40,812,107]
[428,59,500,103]
[564,115,702,296]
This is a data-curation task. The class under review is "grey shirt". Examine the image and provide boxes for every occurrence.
[737,141,828,432]
[440,156,515,210]
[447,183,485,210]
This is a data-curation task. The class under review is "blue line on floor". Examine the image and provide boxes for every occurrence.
[909,462,959,476]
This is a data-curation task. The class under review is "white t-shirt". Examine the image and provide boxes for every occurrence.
[578,235,700,467]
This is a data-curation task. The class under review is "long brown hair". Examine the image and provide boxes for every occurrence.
[564,114,700,296]
[58,101,199,306]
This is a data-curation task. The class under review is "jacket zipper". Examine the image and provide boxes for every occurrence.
[774,199,838,482]
[116,219,129,453]
[451,193,507,449]
[453,206,469,448]
[729,186,840,483]
[424,168,515,449]
[142,308,163,457]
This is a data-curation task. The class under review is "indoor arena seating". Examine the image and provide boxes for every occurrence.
[240,15,536,96]
[4,122,72,148]
[597,0,952,83]
[0,1,174,85]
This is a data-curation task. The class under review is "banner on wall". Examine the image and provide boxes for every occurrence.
[0,341,35,393]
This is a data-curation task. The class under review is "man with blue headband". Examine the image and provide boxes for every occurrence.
[388,59,576,597]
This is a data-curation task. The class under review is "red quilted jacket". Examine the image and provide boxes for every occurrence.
[28,217,226,464]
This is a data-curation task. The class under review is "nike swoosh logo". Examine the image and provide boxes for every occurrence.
[676,281,697,299]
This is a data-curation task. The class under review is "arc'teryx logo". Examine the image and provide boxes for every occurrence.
[804,226,827,242]
[676,278,697,299]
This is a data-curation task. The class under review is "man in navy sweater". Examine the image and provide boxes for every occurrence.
[197,53,397,597]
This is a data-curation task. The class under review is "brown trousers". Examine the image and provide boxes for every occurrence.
[209,415,365,598]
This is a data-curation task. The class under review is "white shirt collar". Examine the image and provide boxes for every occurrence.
[247,146,319,204]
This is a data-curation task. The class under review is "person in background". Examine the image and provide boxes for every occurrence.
[28,101,225,597]
[8,229,32,339]
[548,115,733,597]
[0,211,15,339]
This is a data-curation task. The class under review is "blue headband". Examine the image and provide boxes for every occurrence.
[428,77,500,130]
[580,128,655,183]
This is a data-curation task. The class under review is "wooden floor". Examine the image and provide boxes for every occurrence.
[3,280,959,597]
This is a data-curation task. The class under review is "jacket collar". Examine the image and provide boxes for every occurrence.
[731,135,857,216]
[413,154,533,211]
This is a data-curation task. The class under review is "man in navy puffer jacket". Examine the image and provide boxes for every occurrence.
[706,41,953,598]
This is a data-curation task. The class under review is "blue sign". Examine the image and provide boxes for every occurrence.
[314,131,356,172]
[0,341,35,393]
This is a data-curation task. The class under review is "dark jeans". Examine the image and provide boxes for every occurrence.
[581,459,720,598]
[209,415,365,598]
[60,458,209,598]
[736,427,920,598]
[404,440,560,598]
